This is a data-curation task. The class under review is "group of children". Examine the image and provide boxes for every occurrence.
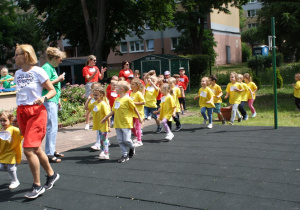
[85,68,189,163]
[195,72,257,128]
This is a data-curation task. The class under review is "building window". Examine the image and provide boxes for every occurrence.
[145,22,150,30]
[146,40,154,51]
[249,0,257,3]
[130,40,144,52]
[120,42,128,53]
[171,37,178,50]
[248,23,259,28]
[247,10,257,17]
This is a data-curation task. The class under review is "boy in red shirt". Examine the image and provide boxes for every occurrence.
[179,67,189,111]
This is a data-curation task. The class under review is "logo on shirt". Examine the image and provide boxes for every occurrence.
[16,72,34,89]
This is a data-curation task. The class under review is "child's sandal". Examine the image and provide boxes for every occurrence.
[54,151,64,157]
[48,155,62,163]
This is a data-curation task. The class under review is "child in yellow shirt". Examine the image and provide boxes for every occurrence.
[224,72,244,125]
[153,84,176,140]
[244,73,258,118]
[194,77,215,128]
[85,87,110,159]
[168,77,182,131]
[292,73,300,111]
[130,78,145,147]
[237,74,253,121]
[208,75,226,124]
[0,110,23,189]
[101,81,142,163]
[143,70,162,133]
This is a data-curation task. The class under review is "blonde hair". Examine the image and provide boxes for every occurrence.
[85,55,96,66]
[0,110,14,123]
[16,44,38,65]
[156,77,164,86]
[46,47,66,61]
[93,87,105,96]
[237,74,244,82]
[111,75,119,81]
[131,78,143,92]
[168,77,176,84]
[91,82,102,89]
[243,73,252,82]
[118,81,130,92]
[110,80,118,86]
[295,73,300,79]
[1,67,8,74]
[161,83,173,95]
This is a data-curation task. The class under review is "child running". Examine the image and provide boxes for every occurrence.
[130,78,145,147]
[244,73,258,117]
[208,75,226,124]
[224,72,244,125]
[153,84,176,140]
[144,70,162,133]
[0,110,23,189]
[168,77,182,131]
[292,73,300,111]
[237,74,253,120]
[101,81,142,163]
[85,87,110,159]
[179,67,189,111]
[194,77,215,128]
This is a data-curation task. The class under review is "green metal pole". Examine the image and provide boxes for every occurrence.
[271,17,278,129]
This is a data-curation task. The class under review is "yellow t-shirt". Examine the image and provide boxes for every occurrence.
[209,84,222,104]
[226,82,243,104]
[159,95,176,121]
[240,82,250,102]
[294,81,300,98]
[130,91,145,118]
[246,82,258,100]
[144,84,159,108]
[171,87,181,112]
[112,96,136,128]
[0,125,23,164]
[198,86,215,108]
[88,100,110,132]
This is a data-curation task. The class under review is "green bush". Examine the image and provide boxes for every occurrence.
[188,54,210,87]
[242,42,252,62]
[247,55,265,72]
[280,63,300,84]
[252,75,261,90]
[276,69,283,88]
[276,53,284,67]
[60,83,86,104]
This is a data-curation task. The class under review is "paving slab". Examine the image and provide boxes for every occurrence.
[0,124,300,209]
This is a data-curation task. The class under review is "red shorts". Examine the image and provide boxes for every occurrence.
[17,104,47,148]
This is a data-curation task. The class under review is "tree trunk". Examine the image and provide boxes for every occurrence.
[80,0,93,53]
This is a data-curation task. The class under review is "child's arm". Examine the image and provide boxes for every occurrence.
[134,108,143,124]
[101,111,114,123]
[179,86,185,98]
[148,78,159,91]
[206,96,214,104]
[85,95,93,110]
[172,107,177,117]
[135,101,145,105]
[144,70,155,84]
[153,107,161,114]
[248,87,254,99]
[194,95,199,100]
[224,92,229,99]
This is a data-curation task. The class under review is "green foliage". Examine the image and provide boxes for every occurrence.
[188,54,210,87]
[60,84,86,105]
[276,53,284,67]
[252,75,261,90]
[241,27,262,49]
[248,55,265,72]
[241,42,252,62]
[280,63,300,84]
[276,69,284,88]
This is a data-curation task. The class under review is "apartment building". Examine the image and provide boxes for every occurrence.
[242,0,263,32]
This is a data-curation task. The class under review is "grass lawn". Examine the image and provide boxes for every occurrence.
[182,85,300,127]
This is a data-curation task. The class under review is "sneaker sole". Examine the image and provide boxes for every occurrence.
[45,173,60,190]
[24,187,45,199]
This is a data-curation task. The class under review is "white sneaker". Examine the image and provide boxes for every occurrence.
[252,113,257,118]
[134,141,143,147]
[85,124,90,130]
[99,152,109,160]
[203,119,207,125]
[9,180,20,189]
[91,144,101,151]
[207,124,213,129]
[165,132,174,140]
[147,116,152,120]
[132,137,138,143]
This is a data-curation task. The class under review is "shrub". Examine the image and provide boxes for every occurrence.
[276,53,284,67]
[252,75,261,90]
[276,69,283,88]
[247,55,265,73]
[280,63,300,84]
[60,83,86,105]
[188,54,210,87]
[242,42,251,62]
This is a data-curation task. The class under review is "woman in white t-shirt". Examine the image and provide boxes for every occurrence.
[13,44,59,199]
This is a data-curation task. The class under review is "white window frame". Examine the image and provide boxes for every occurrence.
[120,42,128,53]
[171,37,179,50]
[129,40,144,53]
[248,23,259,29]
[146,39,154,51]
[247,10,257,17]
[144,22,150,30]
[249,0,257,3]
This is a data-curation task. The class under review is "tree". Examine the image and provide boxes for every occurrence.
[0,1,46,66]
[257,2,300,61]
[173,0,248,55]
[241,27,263,50]
[18,0,176,67]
